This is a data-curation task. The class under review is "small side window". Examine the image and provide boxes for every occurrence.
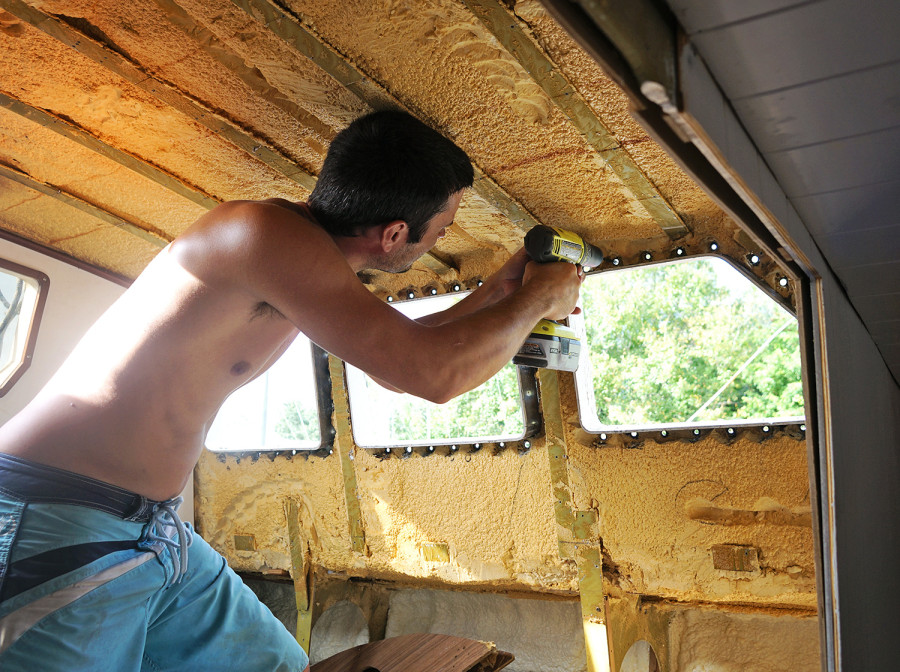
[206,334,325,452]
[0,259,49,396]
[346,293,535,448]
[573,256,805,430]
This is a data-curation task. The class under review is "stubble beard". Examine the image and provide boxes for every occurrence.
[377,243,422,274]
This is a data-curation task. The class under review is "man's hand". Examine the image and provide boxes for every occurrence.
[490,247,530,299]
[522,260,584,321]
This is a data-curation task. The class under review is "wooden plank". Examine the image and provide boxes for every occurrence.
[284,498,314,652]
[228,0,542,233]
[538,368,608,672]
[539,368,576,557]
[463,0,687,238]
[310,633,513,672]
[327,355,366,554]
[153,0,337,148]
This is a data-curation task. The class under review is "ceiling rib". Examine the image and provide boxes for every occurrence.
[0,91,220,211]
[153,0,336,151]
[0,163,170,248]
[462,0,687,239]
[228,0,542,233]
[0,0,317,192]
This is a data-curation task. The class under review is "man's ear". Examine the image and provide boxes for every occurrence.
[379,220,409,253]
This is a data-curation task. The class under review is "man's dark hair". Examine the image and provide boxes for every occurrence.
[308,110,474,243]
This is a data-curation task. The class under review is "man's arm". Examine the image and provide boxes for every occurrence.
[171,202,582,404]
[413,248,531,327]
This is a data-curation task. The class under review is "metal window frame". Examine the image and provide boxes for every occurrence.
[572,251,806,441]
[344,291,542,453]
[0,257,49,397]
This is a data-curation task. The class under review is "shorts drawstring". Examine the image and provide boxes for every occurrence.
[142,497,193,586]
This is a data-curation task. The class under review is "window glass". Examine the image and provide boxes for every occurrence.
[346,293,527,447]
[206,334,321,451]
[0,260,47,395]
[573,256,805,430]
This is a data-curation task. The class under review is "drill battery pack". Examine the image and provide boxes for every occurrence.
[513,319,581,372]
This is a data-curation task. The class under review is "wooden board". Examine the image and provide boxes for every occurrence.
[310,633,514,672]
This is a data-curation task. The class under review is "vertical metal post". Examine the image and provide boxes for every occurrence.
[328,356,367,553]
[538,369,610,672]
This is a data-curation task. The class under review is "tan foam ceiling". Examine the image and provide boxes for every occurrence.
[0,0,740,290]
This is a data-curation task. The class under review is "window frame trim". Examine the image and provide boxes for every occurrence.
[204,340,336,459]
[0,257,50,397]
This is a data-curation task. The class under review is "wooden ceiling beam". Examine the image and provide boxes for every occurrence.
[0,0,453,276]
[152,0,337,151]
[0,90,220,211]
[228,0,542,233]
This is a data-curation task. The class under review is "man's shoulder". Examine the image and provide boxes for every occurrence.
[191,199,322,242]
[217,198,313,222]
[170,199,331,278]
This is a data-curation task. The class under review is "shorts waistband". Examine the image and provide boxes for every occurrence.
[0,452,165,522]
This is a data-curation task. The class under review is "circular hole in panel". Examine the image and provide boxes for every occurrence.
[620,639,660,672]
[309,600,370,665]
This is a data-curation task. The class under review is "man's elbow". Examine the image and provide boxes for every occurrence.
[414,369,475,405]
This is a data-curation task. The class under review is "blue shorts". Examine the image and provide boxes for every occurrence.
[0,453,309,671]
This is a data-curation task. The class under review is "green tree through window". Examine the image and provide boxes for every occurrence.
[576,257,804,427]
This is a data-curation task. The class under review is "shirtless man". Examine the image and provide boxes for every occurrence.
[0,111,582,671]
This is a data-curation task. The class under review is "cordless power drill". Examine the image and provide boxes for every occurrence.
[513,225,604,372]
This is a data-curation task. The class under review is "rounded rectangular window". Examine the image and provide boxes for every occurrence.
[572,256,805,430]
[0,259,49,396]
[206,334,322,451]
[346,293,530,448]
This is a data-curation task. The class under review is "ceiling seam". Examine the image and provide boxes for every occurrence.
[762,124,900,156]
[729,57,900,103]
[681,0,823,37]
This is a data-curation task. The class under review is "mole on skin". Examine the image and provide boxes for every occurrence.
[230,361,251,376]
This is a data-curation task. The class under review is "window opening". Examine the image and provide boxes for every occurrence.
[0,258,48,396]
[572,256,805,431]
[206,333,323,451]
[346,292,532,448]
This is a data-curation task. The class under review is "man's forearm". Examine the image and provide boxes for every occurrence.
[414,280,508,327]
[415,250,527,327]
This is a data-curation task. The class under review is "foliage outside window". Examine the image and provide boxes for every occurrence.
[573,256,805,430]
[0,259,48,396]
[206,334,321,451]
[346,293,526,448]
